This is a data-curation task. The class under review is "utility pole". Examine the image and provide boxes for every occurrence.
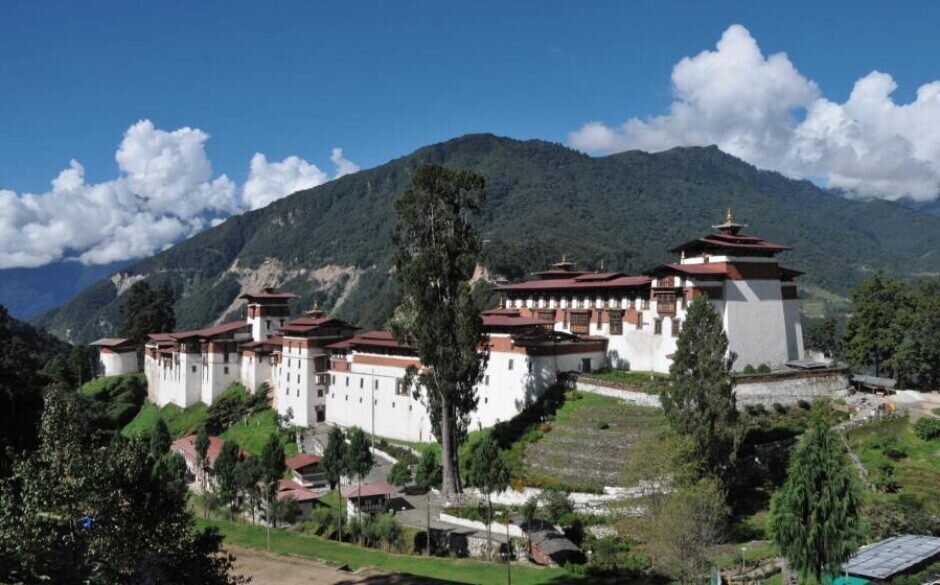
[505,518,511,585]
[426,490,432,557]
[371,369,376,450]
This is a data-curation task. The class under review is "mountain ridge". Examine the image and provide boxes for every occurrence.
[33,133,940,344]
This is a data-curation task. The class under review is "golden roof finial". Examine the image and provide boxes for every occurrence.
[725,208,734,224]
[713,207,746,235]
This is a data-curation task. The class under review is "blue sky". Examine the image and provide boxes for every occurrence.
[3,1,940,268]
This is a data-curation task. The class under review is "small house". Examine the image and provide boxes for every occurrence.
[528,527,585,567]
[90,338,140,377]
[837,535,940,584]
[340,481,397,516]
[272,478,321,522]
[285,453,327,488]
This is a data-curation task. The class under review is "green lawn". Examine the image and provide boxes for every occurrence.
[200,518,579,585]
[122,401,209,438]
[846,415,940,510]
[220,409,299,457]
[585,369,669,387]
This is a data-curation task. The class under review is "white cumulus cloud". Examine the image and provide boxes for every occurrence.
[569,24,940,202]
[0,119,359,269]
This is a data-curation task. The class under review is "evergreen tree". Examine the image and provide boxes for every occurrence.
[321,426,347,490]
[661,295,738,480]
[843,273,909,379]
[120,281,176,367]
[466,436,510,560]
[0,305,45,473]
[0,386,243,584]
[768,415,864,584]
[891,278,940,389]
[345,427,375,526]
[195,426,211,494]
[805,315,841,359]
[214,441,243,520]
[390,164,490,494]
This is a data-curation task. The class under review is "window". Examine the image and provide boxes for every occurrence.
[392,402,395,408]
[191,365,196,373]
[223,366,229,375]
[317,389,323,397]
[596,310,603,327]
[331,375,335,384]
[641,298,650,310]
[537,309,554,322]
[657,292,677,315]
[296,389,299,397]
[484,375,490,386]
[374,379,379,390]
[360,378,364,389]
[636,313,644,330]
[570,311,590,335]
[608,310,623,335]
[581,358,592,373]
[345,376,349,387]
[266,319,271,329]
[527,360,533,373]
[508,359,514,371]
[484,397,488,404]
[395,378,408,396]
[359,397,362,403]
[672,319,681,337]
[654,319,663,335]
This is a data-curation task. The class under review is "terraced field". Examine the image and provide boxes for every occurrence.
[522,392,666,492]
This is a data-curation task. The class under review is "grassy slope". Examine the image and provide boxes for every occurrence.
[123,402,209,438]
[201,518,575,585]
[845,416,940,510]
[80,373,146,398]
[220,409,299,457]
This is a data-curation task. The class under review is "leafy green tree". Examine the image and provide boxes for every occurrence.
[646,478,730,584]
[843,274,910,378]
[0,305,45,473]
[149,418,172,460]
[376,513,404,552]
[892,278,940,389]
[805,315,842,359]
[413,447,442,491]
[466,436,510,560]
[661,295,739,480]
[345,427,375,526]
[520,495,538,555]
[260,434,286,529]
[120,281,176,367]
[214,440,243,520]
[540,488,574,525]
[387,459,413,488]
[0,386,243,584]
[390,164,490,494]
[236,456,263,524]
[768,415,864,584]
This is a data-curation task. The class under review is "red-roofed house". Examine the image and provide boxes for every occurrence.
[286,453,327,488]
[170,434,239,488]
[341,481,397,515]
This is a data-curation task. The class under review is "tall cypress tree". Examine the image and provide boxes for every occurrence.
[390,164,490,494]
[768,415,863,584]
[843,273,909,379]
[661,295,738,480]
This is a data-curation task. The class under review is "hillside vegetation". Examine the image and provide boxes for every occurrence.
[34,134,940,343]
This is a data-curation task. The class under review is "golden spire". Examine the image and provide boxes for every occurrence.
[712,208,747,235]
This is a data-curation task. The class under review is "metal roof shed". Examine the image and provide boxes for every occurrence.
[842,535,940,581]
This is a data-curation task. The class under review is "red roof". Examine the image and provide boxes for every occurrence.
[495,275,651,293]
[670,232,790,255]
[483,314,552,328]
[147,332,175,343]
[572,272,625,282]
[275,478,320,503]
[649,263,728,277]
[341,481,397,499]
[338,330,412,351]
[172,435,228,468]
[167,321,251,341]
[286,453,322,471]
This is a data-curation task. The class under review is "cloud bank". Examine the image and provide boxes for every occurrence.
[0,120,358,269]
[569,24,940,202]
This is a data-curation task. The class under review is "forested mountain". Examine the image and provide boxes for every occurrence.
[34,134,940,344]
[0,260,130,320]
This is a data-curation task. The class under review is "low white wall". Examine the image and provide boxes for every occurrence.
[439,513,525,538]
[575,381,662,407]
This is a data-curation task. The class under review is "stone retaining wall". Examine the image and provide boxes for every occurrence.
[575,368,850,409]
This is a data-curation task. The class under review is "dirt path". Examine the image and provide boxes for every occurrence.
[229,545,452,585]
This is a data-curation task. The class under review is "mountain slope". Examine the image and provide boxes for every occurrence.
[34,134,940,343]
[0,260,131,320]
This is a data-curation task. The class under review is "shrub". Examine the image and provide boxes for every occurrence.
[882,439,909,461]
[539,423,553,433]
[757,364,772,374]
[773,402,788,414]
[745,403,767,416]
[742,364,756,374]
[913,417,940,441]
[387,460,413,487]
[540,488,574,524]
[596,421,609,430]
[797,399,812,410]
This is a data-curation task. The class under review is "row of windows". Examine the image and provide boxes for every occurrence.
[510,297,658,310]
[331,393,415,411]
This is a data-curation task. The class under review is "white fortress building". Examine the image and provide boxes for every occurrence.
[495,211,804,373]
[125,212,806,442]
